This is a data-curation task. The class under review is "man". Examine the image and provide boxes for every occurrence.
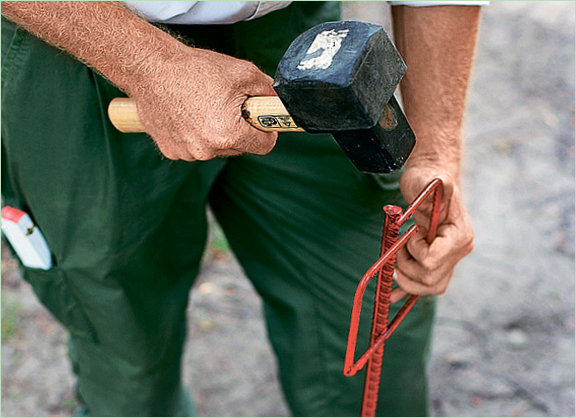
[1,1,480,416]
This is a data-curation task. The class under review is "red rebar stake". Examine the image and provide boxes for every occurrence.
[344,178,444,417]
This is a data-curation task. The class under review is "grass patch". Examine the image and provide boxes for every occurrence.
[61,396,80,413]
[205,214,230,260]
[209,222,229,254]
[1,295,23,341]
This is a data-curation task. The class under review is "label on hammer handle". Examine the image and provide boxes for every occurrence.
[241,96,305,132]
[256,115,300,130]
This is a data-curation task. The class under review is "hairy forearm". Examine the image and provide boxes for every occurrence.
[1,1,278,161]
[392,5,481,180]
[1,1,180,92]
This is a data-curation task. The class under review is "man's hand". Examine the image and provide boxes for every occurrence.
[1,1,277,161]
[390,169,474,303]
[127,46,278,161]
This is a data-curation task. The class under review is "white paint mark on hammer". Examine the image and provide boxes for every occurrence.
[297,29,350,70]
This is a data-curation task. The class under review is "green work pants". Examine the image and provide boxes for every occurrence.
[1,2,435,416]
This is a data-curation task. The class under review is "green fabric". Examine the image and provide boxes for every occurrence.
[1,3,435,416]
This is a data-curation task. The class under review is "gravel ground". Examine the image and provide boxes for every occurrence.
[2,2,574,417]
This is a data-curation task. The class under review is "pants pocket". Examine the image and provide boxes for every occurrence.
[1,18,26,90]
[23,265,99,344]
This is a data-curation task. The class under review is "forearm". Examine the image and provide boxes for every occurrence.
[392,5,481,181]
[389,6,478,300]
[2,1,278,161]
[1,1,180,92]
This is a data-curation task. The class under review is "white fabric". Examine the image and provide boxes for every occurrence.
[122,1,292,24]
[122,1,489,25]
[390,1,489,6]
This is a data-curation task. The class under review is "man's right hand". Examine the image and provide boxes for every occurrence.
[125,45,279,161]
[1,1,278,161]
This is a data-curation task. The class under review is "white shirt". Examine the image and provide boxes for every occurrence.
[122,1,489,25]
[122,1,291,24]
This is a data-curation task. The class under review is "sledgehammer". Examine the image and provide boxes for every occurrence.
[108,21,416,174]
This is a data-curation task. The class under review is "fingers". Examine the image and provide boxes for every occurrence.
[391,180,474,297]
[141,90,278,161]
[395,228,452,295]
[390,230,459,303]
[191,113,278,159]
[235,128,278,156]
[154,124,277,161]
[227,100,279,156]
[241,64,277,97]
[394,211,473,297]
[390,287,409,304]
[395,247,455,297]
[129,46,280,162]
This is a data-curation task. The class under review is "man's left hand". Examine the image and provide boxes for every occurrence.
[391,167,474,303]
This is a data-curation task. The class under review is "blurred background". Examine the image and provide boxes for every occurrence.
[2,1,574,416]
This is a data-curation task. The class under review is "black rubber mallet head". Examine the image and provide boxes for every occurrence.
[108,21,415,173]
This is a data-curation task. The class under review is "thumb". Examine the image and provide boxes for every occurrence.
[390,287,410,304]
[244,70,277,98]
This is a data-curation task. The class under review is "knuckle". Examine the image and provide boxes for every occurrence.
[435,282,450,295]
[230,61,260,84]
[465,231,475,253]
[431,287,447,296]
[421,275,437,287]
[210,135,234,151]
[465,241,474,256]
[422,257,440,273]
[252,134,277,155]
[155,143,180,161]
[161,152,180,161]
[194,151,216,161]
[188,144,217,161]
[243,61,264,77]
[178,153,196,162]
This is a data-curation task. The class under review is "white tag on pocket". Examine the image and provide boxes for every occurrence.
[1,206,53,270]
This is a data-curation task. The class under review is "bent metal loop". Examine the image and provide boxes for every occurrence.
[344,178,444,417]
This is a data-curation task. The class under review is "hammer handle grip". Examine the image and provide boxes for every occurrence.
[107,96,304,133]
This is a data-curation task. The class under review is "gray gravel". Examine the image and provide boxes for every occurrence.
[2,2,574,417]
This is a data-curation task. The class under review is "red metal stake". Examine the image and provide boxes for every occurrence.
[344,178,444,417]
[360,204,400,416]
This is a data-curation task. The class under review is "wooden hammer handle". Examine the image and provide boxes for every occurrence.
[107,96,304,133]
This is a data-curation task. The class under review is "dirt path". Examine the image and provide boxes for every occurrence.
[2,2,574,417]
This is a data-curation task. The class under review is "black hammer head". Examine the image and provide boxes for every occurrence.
[331,95,416,173]
[273,21,406,132]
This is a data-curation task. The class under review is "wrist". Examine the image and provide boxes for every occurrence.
[405,129,462,180]
[112,29,185,95]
